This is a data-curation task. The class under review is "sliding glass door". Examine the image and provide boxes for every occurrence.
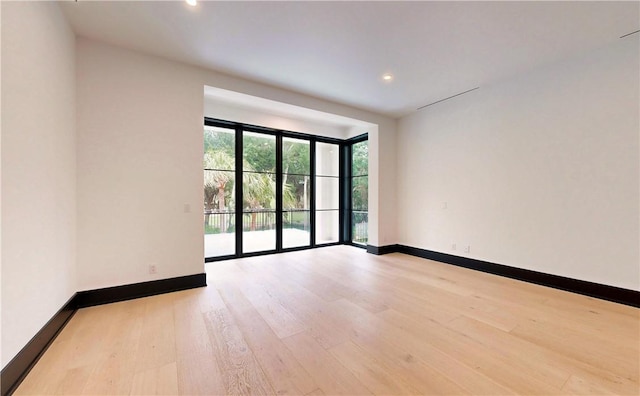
[282,137,311,249]
[203,125,236,258]
[204,119,355,261]
[242,131,276,254]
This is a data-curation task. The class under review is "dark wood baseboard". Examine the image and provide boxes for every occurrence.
[366,244,639,308]
[366,244,400,255]
[1,273,207,396]
[74,273,207,308]
[1,295,76,396]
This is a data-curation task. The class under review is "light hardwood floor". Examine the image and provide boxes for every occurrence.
[15,246,639,395]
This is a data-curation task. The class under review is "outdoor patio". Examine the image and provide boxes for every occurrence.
[205,229,340,257]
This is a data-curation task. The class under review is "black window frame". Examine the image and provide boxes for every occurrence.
[204,117,355,262]
[343,133,369,249]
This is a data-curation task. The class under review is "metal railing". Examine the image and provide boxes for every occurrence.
[352,211,368,243]
[205,209,366,240]
[205,209,312,233]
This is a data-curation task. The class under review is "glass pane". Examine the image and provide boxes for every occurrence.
[351,139,368,245]
[242,211,276,253]
[283,174,310,210]
[204,126,235,171]
[352,140,368,176]
[204,212,236,257]
[316,210,339,244]
[242,130,276,254]
[283,210,310,249]
[283,137,310,175]
[242,172,275,254]
[352,211,368,245]
[243,132,276,172]
[352,175,368,211]
[204,125,236,258]
[316,176,339,210]
[243,172,275,210]
[316,142,339,176]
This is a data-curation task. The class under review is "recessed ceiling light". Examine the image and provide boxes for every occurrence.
[382,73,394,82]
[186,0,197,6]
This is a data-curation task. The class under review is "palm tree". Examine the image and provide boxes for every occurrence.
[205,150,298,232]
[204,151,235,232]
[242,164,273,231]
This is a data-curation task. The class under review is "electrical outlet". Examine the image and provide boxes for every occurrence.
[452,243,457,251]
[149,265,157,274]
[464,245,470,253]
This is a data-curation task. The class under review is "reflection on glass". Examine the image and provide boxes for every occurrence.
[316,142,340,245]
[316,210,339,244]
[316,176,339,210]
[204,126,236,257]
[316,142,339,176]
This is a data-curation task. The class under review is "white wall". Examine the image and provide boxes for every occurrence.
[76,38,397,291]
[76,39,205,290]
[375,122,397,246]
[398,38,639,290]
[1,1,77,366]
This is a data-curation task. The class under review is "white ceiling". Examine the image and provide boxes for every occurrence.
[60,1,639,118]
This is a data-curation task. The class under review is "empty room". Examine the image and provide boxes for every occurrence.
[1,1,638,395]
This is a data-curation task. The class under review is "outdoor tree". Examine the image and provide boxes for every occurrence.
[205,128,352,234]
[352,141,368,211]
[283,139,310,209]
[204,150,235,232]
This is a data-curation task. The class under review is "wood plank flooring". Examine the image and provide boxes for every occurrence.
[15,246,639,395]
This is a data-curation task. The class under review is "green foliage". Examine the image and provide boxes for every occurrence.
[204,224,219,235]
[351,141,368,211]
[283,139,310,210]
[242,165,275,209]
[204,127,234,158]
[204,150,235,212]
[243,134,276,173]
[352,175,368,210]
[204,129,365,223]
[204,218,235,235]
[283,139,310,175]
[352,141,368,176]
